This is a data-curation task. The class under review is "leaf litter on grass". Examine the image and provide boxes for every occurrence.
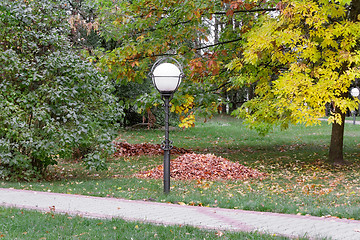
[113,141,191,157]
[113,141,266,181]
[134,153,267,181]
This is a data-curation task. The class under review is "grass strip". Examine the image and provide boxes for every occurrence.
[0,207,299,239]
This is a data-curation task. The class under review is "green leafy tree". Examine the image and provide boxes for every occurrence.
[0,0,121,179]
[229,0,360,164]
[94,0,279,125]
[65,0,156,127]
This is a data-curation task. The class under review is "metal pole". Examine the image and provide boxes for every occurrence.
[162,95,171,194]
[354,111,356,125]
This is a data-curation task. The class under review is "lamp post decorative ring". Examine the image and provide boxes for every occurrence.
[161,140,173,151]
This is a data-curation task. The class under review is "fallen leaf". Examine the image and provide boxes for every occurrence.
[215,230,224,237]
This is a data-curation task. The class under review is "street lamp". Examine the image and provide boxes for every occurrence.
[150,57,184,194]
[350,87,359,125]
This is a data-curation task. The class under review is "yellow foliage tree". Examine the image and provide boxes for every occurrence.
[229,0,360,164]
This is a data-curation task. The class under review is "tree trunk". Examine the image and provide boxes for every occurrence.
[328,109,346,165]
[328,1,360,164]
[349,0,360,22]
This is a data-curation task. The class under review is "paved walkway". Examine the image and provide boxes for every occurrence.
[343,119,360,125]
[319,118,360,125]
[0,188,360,240]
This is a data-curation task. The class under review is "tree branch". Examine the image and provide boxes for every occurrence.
[195,38,243,51]
[207,80,231,93]
[124,38,243,62]
[213,8,278,15]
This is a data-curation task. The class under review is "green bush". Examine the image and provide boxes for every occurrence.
[0,0,122,179]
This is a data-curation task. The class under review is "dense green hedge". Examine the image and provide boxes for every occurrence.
[0,0,122,179]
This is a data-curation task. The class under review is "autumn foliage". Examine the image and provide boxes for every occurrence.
[135,153,266,181]
[113,141,191,157]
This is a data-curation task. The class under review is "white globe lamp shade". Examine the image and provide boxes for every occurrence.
[351,88,359,97]
[151,58,183,95]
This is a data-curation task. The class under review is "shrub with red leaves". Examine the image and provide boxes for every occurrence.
[113,141,191,157]
[135,153,266,181]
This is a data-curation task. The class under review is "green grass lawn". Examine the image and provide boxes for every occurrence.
[1,115,360,222]
[0,207,296,239]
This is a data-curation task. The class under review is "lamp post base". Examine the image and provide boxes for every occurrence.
[163,149,170,194]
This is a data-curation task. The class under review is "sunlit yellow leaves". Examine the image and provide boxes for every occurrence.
[353,50,360,64]
[301,43,320,63]
[179,114,196,128]
[243,49,258,65]
[236,0,360,132]
[171,94,194,114]
[271,71,325,126]
[168,94,196,128]
[244,20,276,65]
[321,34,338,49]
[328,113,344,125]
[225,56,240,68]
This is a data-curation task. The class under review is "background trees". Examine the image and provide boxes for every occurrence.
[95,0,279,125]
[230,0,360,164]
[0,0,121,179]
[95,0,360,164]
[1,0,359,180]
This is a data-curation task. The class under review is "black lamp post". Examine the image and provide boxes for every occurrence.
[150,57,184,194]
[351,87,359,125]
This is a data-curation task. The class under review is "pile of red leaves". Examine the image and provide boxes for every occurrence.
[113,141,191,157]
[135,153,266,181]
